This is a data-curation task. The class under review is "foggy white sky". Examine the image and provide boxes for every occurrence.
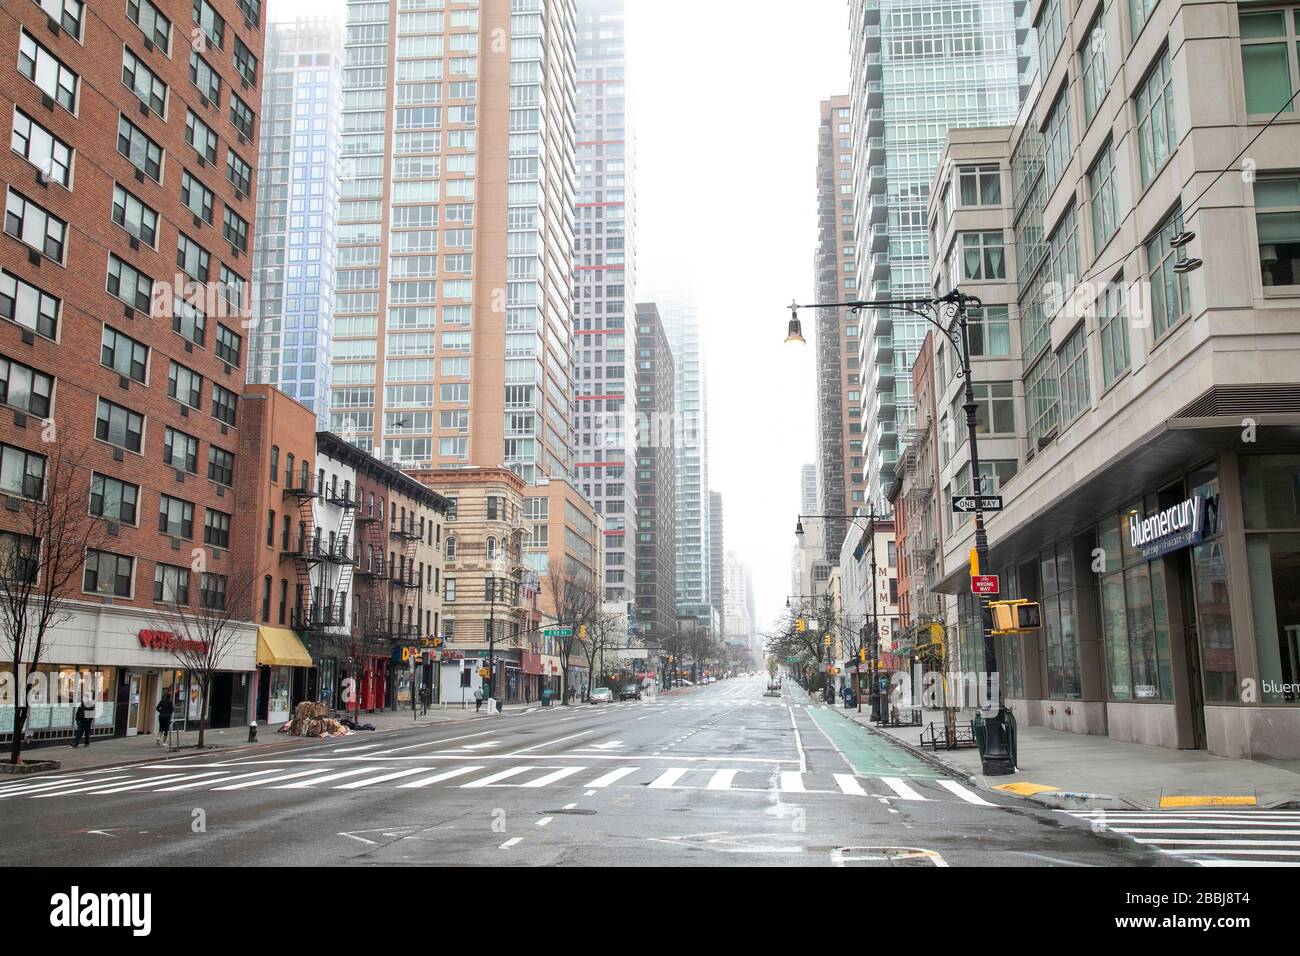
[268,0,851,636]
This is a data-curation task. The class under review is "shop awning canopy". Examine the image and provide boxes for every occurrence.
[257,628,313,668]
[934,413,1300,595]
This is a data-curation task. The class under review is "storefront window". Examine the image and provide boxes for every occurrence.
[1102,506,1177,702]
[1189,468,1235,701]
[1042,545,1082,699]
[269,666,292,723]
[1239,456,1300,698]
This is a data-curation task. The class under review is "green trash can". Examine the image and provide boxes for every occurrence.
[540,688,553,708]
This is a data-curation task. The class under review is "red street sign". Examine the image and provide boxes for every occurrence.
[971,575,1000,595]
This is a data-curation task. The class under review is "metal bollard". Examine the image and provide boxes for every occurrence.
[248,720,257,743]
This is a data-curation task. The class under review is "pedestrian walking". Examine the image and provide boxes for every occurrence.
[474,686,484,713]
[70,697,94,748]
[420,684,430,716]
[156,694,175,746]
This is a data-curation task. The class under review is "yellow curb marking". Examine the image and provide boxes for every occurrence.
[1159,795,1258,808]
[992,782,1059,797]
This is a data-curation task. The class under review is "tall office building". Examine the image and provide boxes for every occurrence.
[655,296,711,629]
[723,550,753,651]
[708,489,723,621]
[249,16,343,428]
[814,96,864,559]
[331,0,578,482]
[574,0,637,608]
[848,0,1024,507]
[633,303,676,643]
[800,462,819,516]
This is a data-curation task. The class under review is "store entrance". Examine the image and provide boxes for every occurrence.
[1171,547,1209,750]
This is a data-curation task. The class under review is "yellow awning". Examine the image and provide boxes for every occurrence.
[257,627,313,668]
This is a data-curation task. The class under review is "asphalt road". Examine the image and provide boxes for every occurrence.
[0,676,1179,867]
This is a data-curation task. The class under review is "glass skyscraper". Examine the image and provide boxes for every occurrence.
[849,0,1026,507]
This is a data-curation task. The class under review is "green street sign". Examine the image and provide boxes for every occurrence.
[784,657,799,663]
[543,627,574,638]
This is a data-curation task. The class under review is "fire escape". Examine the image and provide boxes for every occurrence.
[901,403,939,624]
[389,511,422,645]
[353,493,389,646]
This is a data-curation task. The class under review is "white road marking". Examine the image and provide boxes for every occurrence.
[461,766,533,788]
[462,741,501,751]
[159,768,283,791]
[779,771,806,793]
[24,777,135,798]
[508,730,593,754]
[81,772,227,794]
[584,790,596,796]
[647,768,689,789]
[706,769,738,791]
[0,778,89,798]
[274,767,382,789]
[936,779,994,805]
[788,706,807,772]
[536,817,553,827]
[397,766,484,788]
[334,768,435,789]
[585,767,639,788]
[880,777,927,801]
[563,803,577,810]
[499,838,522,849]
[522,767,584,788]
[215,768,337,790]
[833,774,867,797]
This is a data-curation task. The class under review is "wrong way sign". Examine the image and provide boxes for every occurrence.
[971,575,1000,595]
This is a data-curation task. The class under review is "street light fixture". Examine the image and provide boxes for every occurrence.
[787,288,1016,776]
[785,302,807,345]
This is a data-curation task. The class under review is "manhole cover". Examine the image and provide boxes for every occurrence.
[543,809,597,816]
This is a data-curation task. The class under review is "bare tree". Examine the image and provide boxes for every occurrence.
[581,606,625,695]
[544,568,597,704]
[147,570,256,749]
[0,444,103,766]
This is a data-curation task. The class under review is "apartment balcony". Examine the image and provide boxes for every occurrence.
[865,81,883,110]
[869,222,888,254]
[869,252,890,282]
[867,137,885,166]
[870,307,893,336]
[873,335,893,366]
[354,557,387,580]
[876,420,898,448]
[868,193,888,225]
[390,521,420,541]
[867,164,887,196]
[865,107,884,138]
[862,24,881,50]
[873,363,895,392]
[863,53,881,80]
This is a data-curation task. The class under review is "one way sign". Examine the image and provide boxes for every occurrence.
[952,495,1003,513]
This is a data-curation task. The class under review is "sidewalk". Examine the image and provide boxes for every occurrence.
[8,699,551,775]
[820,697,1300,810]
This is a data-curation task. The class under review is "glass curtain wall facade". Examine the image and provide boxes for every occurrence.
[575,0,638,607]
[331,0,578,482]
[251,18,344,429]
[849,0,1025,508]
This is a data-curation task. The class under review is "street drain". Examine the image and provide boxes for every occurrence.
[543,809,597,816]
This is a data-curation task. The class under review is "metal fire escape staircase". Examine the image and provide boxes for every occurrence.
[389,513,422,643]
[283,474,320,634]
[329,482,358,629]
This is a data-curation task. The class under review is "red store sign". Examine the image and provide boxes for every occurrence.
[138,630,211,655]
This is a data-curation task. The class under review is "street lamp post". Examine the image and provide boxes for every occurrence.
[788,289,1015,776]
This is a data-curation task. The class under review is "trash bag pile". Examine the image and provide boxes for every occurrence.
[278,701,353,738]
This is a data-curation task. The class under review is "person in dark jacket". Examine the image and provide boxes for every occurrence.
[71,698,94,748]
[156,695,175,746]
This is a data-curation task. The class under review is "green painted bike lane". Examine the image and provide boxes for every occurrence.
[793,687,949,780]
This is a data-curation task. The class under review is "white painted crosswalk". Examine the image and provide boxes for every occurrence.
[1064,809,1300,866]
[0,761,999,808]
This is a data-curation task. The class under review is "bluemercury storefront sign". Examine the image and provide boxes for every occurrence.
[1129,496,1205,560]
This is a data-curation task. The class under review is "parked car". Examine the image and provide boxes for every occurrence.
[589,687,614,703]
[619,684,642,701]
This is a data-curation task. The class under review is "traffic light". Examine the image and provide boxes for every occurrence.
[989,601,1043,632]
[795,618,806,632]
[858,648,867,663]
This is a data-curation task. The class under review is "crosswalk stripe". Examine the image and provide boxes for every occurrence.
[333,768,435,789]
[521,767,585,788]
[26,776,135,798]
[0,778,89,798]
[159,769,283,791]
[275,767,384,789]
[1135,838,1300,847]
[833,774,867,797]
[461,767,533,788]
[881,777,927,801]
[937,779,994,805]
[1161,848,1300,857]
[647,768,689,789]
[706,769,738,791]
[585,767,639,788]
[214,768,337,790]
[1115,828,1300,836]
[1196,859,1300,867]
[398,766,485,788]
[779,771,805,793]
[81,772,227,794]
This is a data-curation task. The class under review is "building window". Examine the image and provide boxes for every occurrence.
[18,31,78,112]
[965,306,1011,357]
[1098,278,1131,387]
[1080,14,1109,125]
[958,231,1006,280]
[444,578,456,602]
[1098,508,1176,702]
[1088,140,1119,254]
[1041,542,1083,699]
[127,0,171,50]
[1036,0,1065,73]
[957,164,1001,206]
[11,108,73,187]
[216,323,242,367]
[122,48,167,117]
[0,356,53,418]
[204,508,231,549]
[1240,7,1299,115]
[211,383,238,425]
[1254,177,1300,286]
[1136,48,1177,185]
[4,189,67,262]
[1240,454,1300,702]
[158,494,194,539]
[90,473,139,525]
[1025,353,1060,449]
[116,115,162,182]
[167,361,203,410]
[208,446,234,487]
[106,256,152,313]
[1145,207,1192,338]
[95,398,144,454]
[163,427,199,473]
[1046,204,1081,317]
[1056,324,1091,423]
[154,563,189,604]
[1042,88,1072,191]
[84,550,133,598]
[0,269,60,340]
[0,442,46,499]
